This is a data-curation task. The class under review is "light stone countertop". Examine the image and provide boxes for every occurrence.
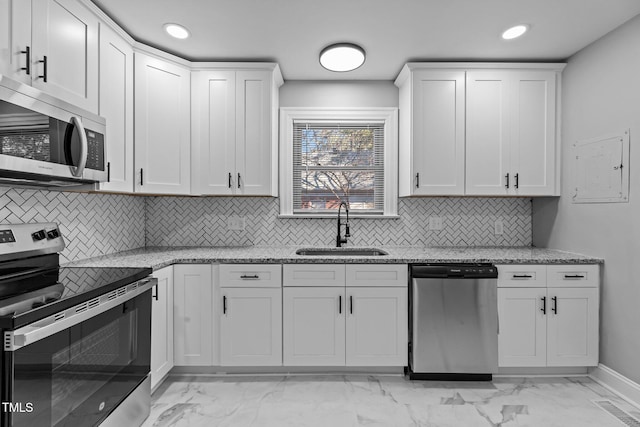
[64,246,603,271]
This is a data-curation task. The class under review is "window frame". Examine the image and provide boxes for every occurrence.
[279,108,398,218]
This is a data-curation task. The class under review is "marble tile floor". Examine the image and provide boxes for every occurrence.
[142,375,640,427]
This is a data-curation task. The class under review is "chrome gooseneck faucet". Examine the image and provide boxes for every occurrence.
[336,201,350,247]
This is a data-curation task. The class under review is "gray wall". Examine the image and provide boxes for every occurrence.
[532,14,640,383]
[280,80,398,107]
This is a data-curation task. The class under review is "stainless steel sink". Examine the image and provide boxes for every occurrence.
[295,248,388,256]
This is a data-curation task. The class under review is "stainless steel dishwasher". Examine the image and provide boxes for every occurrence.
[408,264,498,381]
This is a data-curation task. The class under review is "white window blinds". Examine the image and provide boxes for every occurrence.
[292,121,385,214]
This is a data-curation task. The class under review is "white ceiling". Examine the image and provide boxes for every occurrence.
[91,0,640,81]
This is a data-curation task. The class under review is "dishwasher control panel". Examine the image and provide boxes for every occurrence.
[411,263,497,278]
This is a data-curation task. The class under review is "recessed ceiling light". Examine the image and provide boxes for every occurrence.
[164,23,190,39]
[319,43,366,72]
[502,24,529,40]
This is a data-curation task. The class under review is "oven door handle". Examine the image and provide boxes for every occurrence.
[4,278,155,352]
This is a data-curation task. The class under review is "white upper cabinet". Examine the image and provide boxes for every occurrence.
[97,25,134,192]
[191,65,283,196]
[0,0,32,85]
[1,0,99,113]
[134,52,191,194]
[396,63,563,197]
[396,67,466,196]
[466,69,559,196]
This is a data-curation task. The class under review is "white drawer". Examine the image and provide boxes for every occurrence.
[497,265,547,288]
[220,264,282,288]
[547,264,599,288]
[283,264,346,287]
[346,264,408,287]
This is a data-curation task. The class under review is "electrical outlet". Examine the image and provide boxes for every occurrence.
[227,216,245,231]
[494,219,504,235]
[429,216,443,231]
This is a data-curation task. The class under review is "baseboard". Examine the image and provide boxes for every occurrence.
[589,364,640,409]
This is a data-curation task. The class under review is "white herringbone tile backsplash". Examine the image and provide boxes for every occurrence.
[0,186,145,263]
[145,197,531,247]
[0,186,531,263]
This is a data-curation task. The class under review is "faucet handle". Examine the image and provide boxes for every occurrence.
[345,223,350,237]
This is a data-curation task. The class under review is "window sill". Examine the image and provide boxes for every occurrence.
[278,214,400,220]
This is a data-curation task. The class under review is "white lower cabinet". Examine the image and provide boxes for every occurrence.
[282,264,408,367]
[345,287,408,366]
[283,286,346,366]
[173,264,214,365]
[150,266,174,389]
[219,264,282,366]
[497,264,599,368]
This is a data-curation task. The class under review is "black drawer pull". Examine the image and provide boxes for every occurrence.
[223,295,227,314]
[338,295,342,314]
[350,295,353,314]
[240,274,259,280]
[512,274,533,279]
[563,274,585,279]
[20,46,30,75]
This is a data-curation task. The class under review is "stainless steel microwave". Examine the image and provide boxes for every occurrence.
[0,75,107,187]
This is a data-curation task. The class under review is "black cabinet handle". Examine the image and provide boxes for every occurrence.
[237,173,241,189]
[338,295,342,314]
[350,295,353,314]
[107,162,111,182]
[540,296,546,314]
[20,46,30,75]
[505,173,510,189]
[152,283,159,301]
[415,173,420,188]
[513,274,532,279]
[228,172,232,188]
[552,296,557,314]
[140,168,144,186]
[223,295,227,314]
[564,274,585,279]
[38,55,47,82]
[514,173,519,189]
[240,274,259,280]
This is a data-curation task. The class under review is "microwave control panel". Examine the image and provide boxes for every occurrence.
[85,130,105,171]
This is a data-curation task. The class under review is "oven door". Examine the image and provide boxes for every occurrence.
[2,285,151,427]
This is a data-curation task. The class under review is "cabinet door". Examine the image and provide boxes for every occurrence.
[410,70,465,195]
[98,25,134,193]
[191,70,236,195]
[31,0,99,112]
[345,287,407,366]
[134,53,191,194]
[283,287,345,366]
[220,287,282,366]
[150,266,174,390]
[465,71,511,195]
[235,70,275,195]
[497,288,547,367]
[546,287,599,367]
[0,0,31,84]
[173,264,213,365]
[510,71,557,196]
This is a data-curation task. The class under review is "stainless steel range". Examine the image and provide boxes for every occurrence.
[0,223,155,427]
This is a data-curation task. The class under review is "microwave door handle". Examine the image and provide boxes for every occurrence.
[69,116,88,178]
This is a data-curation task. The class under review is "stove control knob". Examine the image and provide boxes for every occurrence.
[46,229,60,239]
[31,230,47,241]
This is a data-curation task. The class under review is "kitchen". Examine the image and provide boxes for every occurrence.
[0,0,639,426]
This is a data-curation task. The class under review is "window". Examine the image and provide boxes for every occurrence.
[280,108,398,217]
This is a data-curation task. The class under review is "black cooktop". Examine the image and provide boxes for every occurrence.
[0,264,152,329]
